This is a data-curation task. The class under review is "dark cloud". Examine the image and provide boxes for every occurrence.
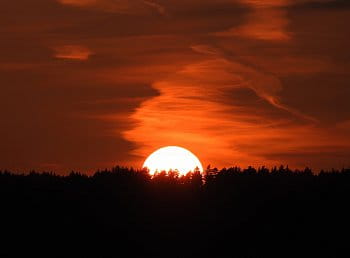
[291,0,350,9]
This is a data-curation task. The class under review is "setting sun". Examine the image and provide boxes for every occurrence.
[143,146,203,175]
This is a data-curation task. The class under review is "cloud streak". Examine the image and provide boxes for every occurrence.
[57,0,167,15]
[53,45,92,60]
[216,0,291,40]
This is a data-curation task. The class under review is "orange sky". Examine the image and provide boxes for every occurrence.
[1,0,350,173]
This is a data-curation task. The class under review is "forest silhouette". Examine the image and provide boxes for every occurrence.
[1,166,349,257]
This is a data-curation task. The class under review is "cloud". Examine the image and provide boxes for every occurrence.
[190,45,221,55]
[53,45,92,60]
[239,0,291,8]
[57,0,166,15]
[59,0,97,6]
[216,0,291,40]
[191,45,317,122]
[0,0,350,172]
[57,0,135,13]
[123,53,318,169]
[142,0,167,16]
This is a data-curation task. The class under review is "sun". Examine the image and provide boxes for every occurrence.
[143,146,203,175]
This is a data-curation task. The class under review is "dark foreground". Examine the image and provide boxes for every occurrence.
[1,166,349,257]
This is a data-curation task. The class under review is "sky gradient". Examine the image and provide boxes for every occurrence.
[1,0,350,173]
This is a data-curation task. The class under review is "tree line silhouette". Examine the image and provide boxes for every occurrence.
[1,166,349,257]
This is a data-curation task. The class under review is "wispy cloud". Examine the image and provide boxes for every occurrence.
[53,45,92,60]
[142,0,167,16]
[123,53,319,168]
[216,0,291,40]
[57,0,164,14]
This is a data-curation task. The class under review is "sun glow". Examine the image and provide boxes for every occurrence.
[143,146,203,175]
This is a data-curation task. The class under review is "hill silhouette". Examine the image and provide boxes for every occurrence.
[1,166,349,257]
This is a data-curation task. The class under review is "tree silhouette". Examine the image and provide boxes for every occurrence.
[0,166,349,257]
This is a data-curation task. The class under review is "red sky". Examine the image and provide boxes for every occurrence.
[1,0,350,173]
